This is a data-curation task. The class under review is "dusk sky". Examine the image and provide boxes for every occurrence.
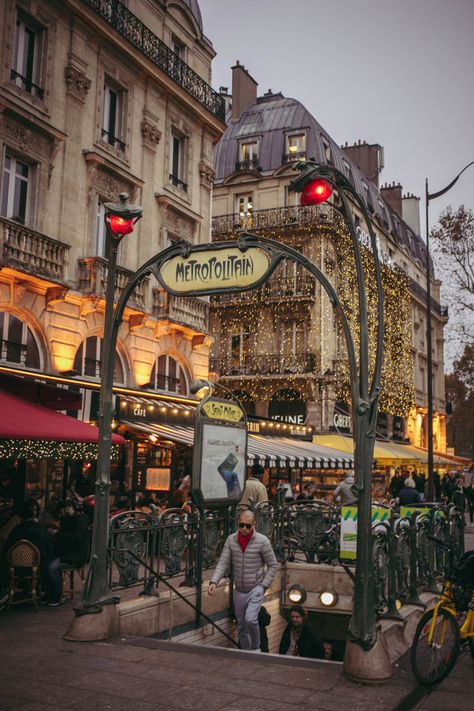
[200,0,474,231]
[200,0,474,368]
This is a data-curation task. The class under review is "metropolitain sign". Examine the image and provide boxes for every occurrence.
[158,246,272,296]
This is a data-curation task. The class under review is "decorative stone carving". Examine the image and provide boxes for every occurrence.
[141,119,162,149]
[80,296,100,319]
[45,286,67,309]
[13,281,27,304]
[0,114,50,157]
[129,313,147,332]
[65,64,92,102]
[199,161,214,188]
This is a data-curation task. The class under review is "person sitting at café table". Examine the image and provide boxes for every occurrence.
[46,499,90,606]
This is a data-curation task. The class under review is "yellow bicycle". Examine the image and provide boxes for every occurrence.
[411,545,474,685]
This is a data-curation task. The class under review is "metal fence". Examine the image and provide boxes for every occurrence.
[107,496,464,620]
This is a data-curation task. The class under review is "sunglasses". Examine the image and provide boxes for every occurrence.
[239,522,253,529]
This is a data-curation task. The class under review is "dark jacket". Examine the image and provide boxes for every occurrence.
[54,513,90,566]
[398,487,422,505]
[279,621,325,659]
[5,519,53,570]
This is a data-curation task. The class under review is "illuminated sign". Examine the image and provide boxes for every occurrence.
[159,247,271,295]
[202,400,245,423]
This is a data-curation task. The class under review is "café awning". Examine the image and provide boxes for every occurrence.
[121,421,354,469]
[0,389,125,452]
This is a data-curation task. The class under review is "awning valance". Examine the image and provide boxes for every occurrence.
[0,390,125,444]
[121,422,354,469]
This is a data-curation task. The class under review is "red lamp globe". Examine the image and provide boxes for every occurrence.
[108,214,135,236]
[300,178,333,206]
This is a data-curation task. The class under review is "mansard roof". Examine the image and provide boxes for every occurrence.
[214,92,427,268]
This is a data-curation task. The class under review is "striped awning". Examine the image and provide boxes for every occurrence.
[121,422,353,469]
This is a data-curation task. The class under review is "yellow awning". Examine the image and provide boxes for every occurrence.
[313,434,422,462]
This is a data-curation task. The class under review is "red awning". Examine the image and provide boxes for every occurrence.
[0,390,124,444]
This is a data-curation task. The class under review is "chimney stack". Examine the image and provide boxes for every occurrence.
[380,182,403,216]
[231,61,258,121]
[341,141,384,188]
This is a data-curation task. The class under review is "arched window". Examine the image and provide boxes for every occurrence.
[0,311,40,368]
[73,336,125,383]
[150,354,188,395]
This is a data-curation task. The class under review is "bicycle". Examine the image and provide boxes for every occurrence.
[410,538,474,685]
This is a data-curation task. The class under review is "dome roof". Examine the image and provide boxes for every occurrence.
[176,0,203,32]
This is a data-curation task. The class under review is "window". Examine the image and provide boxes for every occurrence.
[102,78,126,151]
[285,133,306,162]
[237,141,259,171]
[0,311,40,368]
[235,194,253,228]
[171,35,186,60]
[321,136,332,163]
[1,153,33,224]
[151,355,188,394]
[169,131,187,190]
[230,327,251,374]
[11,12,45,99]
[281,320,305,358]
[73,336,125,382]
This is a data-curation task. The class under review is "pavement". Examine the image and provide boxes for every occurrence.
[0,525,473,711]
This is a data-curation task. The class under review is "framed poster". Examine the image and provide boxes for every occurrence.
[199,422,247,503]
[192,395,248,506]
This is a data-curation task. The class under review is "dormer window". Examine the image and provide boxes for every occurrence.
[321,136,332,163]
[236,141,259,171]
[284,133,306,163]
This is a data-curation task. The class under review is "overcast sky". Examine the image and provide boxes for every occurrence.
[200,0,474,231]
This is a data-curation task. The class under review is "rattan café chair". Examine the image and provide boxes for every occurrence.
[7,539,41,609]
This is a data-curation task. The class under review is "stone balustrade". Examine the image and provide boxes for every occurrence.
[0,217,69,282]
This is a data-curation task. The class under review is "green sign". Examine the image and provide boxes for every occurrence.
[340,505,390,560]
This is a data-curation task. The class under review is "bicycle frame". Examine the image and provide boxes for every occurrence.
[426,581,474,645]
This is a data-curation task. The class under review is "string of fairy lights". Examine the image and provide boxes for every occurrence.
[210,212,415,418]
[0,440,122,461]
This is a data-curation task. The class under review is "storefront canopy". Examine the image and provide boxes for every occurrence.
[0,390,125,444]
[313,434,461,467]
[122,421,354,469]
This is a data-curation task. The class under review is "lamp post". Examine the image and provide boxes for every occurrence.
[78,193,142,612]
[425,161,474,502]
[290,162,388,680]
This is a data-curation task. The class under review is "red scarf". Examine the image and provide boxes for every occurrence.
[238,528,253,552]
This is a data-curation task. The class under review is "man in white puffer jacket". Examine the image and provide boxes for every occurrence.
[208,509,277,651]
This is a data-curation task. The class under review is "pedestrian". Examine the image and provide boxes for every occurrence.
[442,470,457,502]
[208,510,277,651]
[278,604,325,659]
[389,470,404,499]
[465,479,474,523]
[333,471,358,505]
[452,478,465,513]
[413,472,426,501]
[396,477,422,506]
[239,463,268,509]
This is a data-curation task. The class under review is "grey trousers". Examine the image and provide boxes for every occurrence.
[233,584,265,650]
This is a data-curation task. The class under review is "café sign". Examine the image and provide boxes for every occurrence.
[158,246,271,295]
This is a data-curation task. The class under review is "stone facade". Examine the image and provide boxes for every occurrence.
[0,0,224,399]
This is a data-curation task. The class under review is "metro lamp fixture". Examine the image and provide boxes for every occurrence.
[319,589,338,607]
[287,583,307,604]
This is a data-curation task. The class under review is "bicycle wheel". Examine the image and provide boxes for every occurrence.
[411,607,460,685]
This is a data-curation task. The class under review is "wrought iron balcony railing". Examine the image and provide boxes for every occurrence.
[81,0,225,122]
[153,288,209,333]
[212,203,338,235]
[210,352,316,377]
[78,257,148,311]
[282,151,306,163]
[0,217,70,282]
[235,158,260,172]
[211,275,316,307]
[10,69,44,100]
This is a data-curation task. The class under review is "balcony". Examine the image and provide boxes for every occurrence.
[264,275,316,300]
[210,352,316,377]
[81,0,225,122]
[282,151,306,163]
[78,257,147,311]
[212,203,338,236]
[235,158,260,172]
[0,217,70,282]
[153,288,209,333]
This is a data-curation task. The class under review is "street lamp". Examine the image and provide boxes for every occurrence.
[425,161,474,501]
[78,192,142,612]
[290,162,387,680]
